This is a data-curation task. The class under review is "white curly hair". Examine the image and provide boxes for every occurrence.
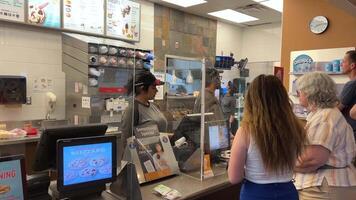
[296,72,339,108]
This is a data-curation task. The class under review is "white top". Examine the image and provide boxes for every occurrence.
[244,137,293,184]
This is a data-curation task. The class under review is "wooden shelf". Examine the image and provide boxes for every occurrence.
[167,95,196,100]
[289,72,344,75]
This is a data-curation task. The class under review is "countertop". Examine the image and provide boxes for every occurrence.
[0,131,121,146]
[140,172,231,200]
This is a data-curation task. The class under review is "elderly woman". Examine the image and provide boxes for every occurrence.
[294,72,356,200]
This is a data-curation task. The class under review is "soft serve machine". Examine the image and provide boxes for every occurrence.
[62,33,153,130]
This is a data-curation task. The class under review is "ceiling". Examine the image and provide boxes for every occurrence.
[147,0,282,27]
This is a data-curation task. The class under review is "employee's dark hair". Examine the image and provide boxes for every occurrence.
[242,75,306,173]
[206,68,220,87]
[126,69,151,95]
[346,50,356,64]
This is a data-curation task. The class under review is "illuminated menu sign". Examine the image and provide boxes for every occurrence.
[63,0,104,34]
[0,0,24,22]
[0,160,24,200]
[106,0,140,41]
[28,0,60,28]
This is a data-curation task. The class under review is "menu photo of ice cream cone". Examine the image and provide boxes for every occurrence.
[28,1,49,24]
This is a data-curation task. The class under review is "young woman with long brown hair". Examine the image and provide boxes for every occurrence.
[228,75,306,200]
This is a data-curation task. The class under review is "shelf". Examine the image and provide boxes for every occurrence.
[167,95,196,100]
[289,72,344,75]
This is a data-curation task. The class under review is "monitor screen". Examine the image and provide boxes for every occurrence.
[33,123,108,172]
[208,125,229,151]
[63,143,113,186]
[0,155,27,200]
[57,136,117,192]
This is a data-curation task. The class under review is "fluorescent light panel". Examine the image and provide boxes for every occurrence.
[208,9,258,23]
[162,0,207,8]
[253,0,283,12]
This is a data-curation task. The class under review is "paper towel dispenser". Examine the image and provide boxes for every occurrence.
[0,76,27,104]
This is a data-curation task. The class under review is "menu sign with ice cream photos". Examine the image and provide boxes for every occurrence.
[63,0,104,34]
[0,160,24,200]
[107,0,140,41]
[27,0,60,28]
[0,0,24,22]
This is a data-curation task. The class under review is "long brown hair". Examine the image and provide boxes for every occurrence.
[242,75,306,173]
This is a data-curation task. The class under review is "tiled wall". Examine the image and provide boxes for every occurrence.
[0,22,65,121]
[154,4,217,71]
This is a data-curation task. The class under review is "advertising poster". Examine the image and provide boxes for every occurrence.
[0,0,24,22]
[135,138,172,181]
[133,124,178,182]
[0,160,24,200]
[63,143,112,186]
[107,0,140,41]
[27,0,60,28]
[63,0,104,34]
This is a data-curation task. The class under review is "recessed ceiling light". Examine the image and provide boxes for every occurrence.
[253,0,283,12]
[161,0,207,8]
[208,9,258,23]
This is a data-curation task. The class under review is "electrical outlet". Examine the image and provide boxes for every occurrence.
[26,96,32,105]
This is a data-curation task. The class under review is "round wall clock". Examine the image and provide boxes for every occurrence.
[309,16,329,34]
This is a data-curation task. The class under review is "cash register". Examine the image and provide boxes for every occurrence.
[30,123,111,199]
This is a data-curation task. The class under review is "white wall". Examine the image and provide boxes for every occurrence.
[216,21,243,59]
[240,23,282,62]
[216,22,281,84]
[216,22,282,62]
[135,0,154,50]
[0,23,65,121]
[0,0,155,122]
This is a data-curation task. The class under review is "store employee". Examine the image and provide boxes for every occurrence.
[121,69,167,146]
[193,68,225,122]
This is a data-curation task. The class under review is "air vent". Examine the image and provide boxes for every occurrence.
[237,3,268,13]
[243,22,273,27]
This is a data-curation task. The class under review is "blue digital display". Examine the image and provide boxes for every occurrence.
[62,143,112,186]
[0,160,24,200]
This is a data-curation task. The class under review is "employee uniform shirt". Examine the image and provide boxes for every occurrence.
[221,95,236,120]
[193,89,225,123]
[121,100,167,146]
[294,108,356,190]
[339,79,356,136]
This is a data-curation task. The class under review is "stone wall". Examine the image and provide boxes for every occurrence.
[154,4,217,71]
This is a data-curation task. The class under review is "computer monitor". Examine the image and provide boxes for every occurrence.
[57,135,117,193]
[208,125,230,152]
[0,155,27,200]
[33,123,108,171]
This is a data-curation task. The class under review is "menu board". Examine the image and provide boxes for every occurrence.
[28,0,60,28]
[107,0,140,41]
[0,0,24,22]
[63,0,104,34]
[0,160,25,200]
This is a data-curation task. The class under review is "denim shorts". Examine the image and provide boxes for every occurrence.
[240,179,299,200]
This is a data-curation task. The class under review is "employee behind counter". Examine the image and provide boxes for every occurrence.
[121,69,168,147]
[193,68,225,122]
